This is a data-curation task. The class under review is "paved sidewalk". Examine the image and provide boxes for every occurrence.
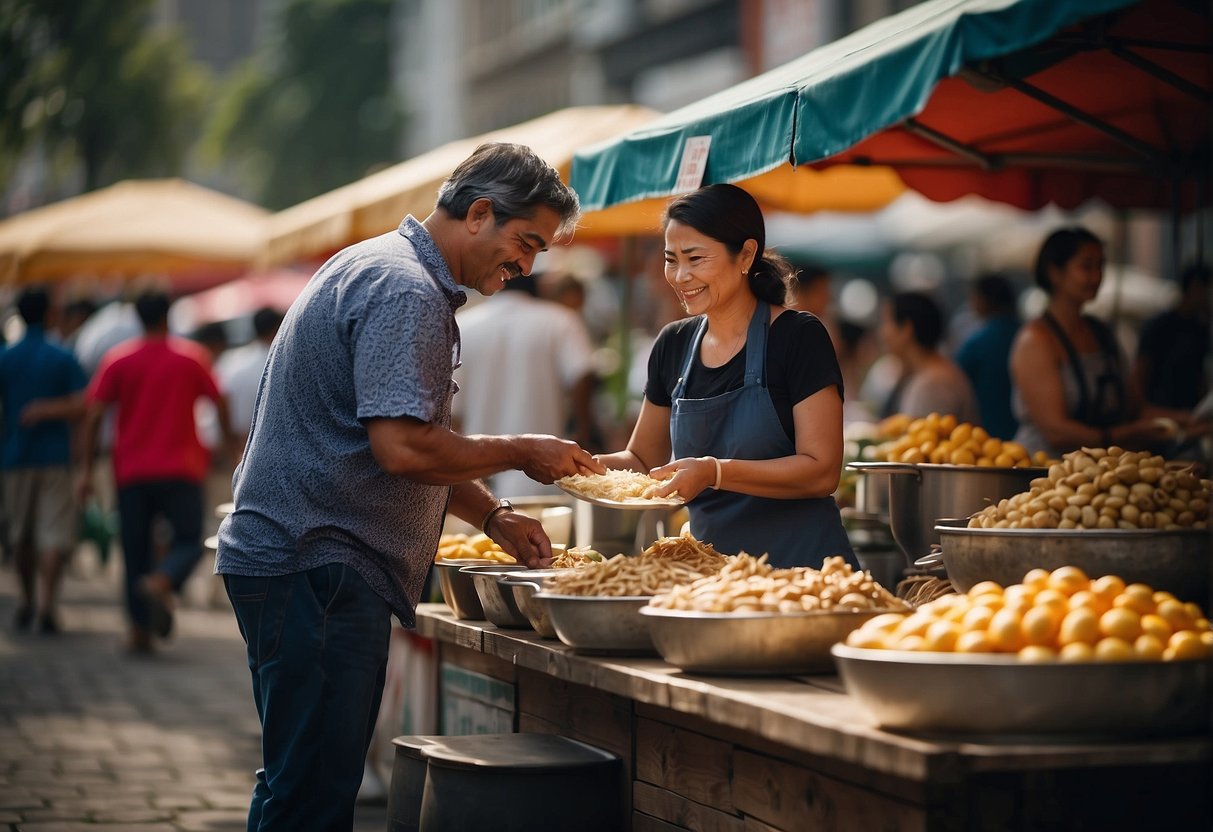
[0,556,388,831]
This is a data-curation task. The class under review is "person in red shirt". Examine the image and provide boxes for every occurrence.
[78,291,239,653]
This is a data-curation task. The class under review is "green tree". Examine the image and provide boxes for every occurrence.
[205,0,404,209]
[0,0,210,193]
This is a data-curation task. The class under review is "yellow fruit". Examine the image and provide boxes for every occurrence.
[846,629,889,649]
[1133,634,1165,660]
[993,452,1016,468]
[1200,631,1213,647]
[981,438,1002,460]
[1059,642,1096,662]
[893,614,935,639]
[1114,584,1157,616]
[1032,450,1051,466]
[1021,568,1051,590]
[962,605,995,632]
[1033,588,1069,611]
[863,613,908,633]
[1166,631,1209,661]
[1090,574,1126,601]
[1140,614,1173,642]
[1152,590,1178,605]
[1047,566,1090,596]
[923,620,962,652]
[896,635,928,651]
[939,414,957,434]
[900,447,926,464]
[1021,606,1061,646]
[1094,637,1135,662]
[950,423,973,445]
[1003,441,1029,462]
[988,608,1024,652]
[971,593,1005,611]
[1099,607,1142,642]
[955,630,994,653]
[968,581,1004,598]
[1067,590,1109,615]
[1184,602,1206,622]
[1195,618,1212,632]
[971,426,990,444]
[950,447,976,466]
[1155,598,1194,632]
[1059,608,1100,646]
[1018,645,1058,663]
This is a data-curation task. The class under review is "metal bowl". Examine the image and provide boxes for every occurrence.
[934,524,1212,603]
[499,569,569,639]
[434,559,503,620]
[846,462,1044,562]
[533,593,656,655]
[640,607,897,675]
[832,644,1212,740]
[460,565,532,629]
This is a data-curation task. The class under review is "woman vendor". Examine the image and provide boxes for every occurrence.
[596,184,855,568]
[1010,226,1203,457]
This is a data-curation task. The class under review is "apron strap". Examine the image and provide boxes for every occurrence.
[672,316,708,400]
[743,301,770,387]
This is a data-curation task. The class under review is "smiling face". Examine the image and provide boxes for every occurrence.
[663,220,756,315]
[462,199,561,296]
[1048,240,1104,305]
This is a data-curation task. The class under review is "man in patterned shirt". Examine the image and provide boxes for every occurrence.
[216,142,603,830]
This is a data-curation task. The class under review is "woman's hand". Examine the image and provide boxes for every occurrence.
[647,456,717,502]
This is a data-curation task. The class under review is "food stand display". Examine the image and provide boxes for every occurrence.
[414,606,1211,830]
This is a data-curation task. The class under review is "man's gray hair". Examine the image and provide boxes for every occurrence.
[436,142,580,237]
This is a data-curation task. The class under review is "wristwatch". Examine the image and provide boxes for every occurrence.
[481,499,515,535]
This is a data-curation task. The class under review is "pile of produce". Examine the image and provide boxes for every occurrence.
[435,533,516,563]
[649,554,905,614]
[877,412,1050,467]
[845,565,1212,662]
[968,446,1210,530]
[543,533,725,597]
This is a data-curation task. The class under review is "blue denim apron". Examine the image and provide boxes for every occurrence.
[670,301,856,568]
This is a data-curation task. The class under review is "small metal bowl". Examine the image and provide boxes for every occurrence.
[640,607,896,675]
[832,644,1212,741]
[499,570,568,639]
[434,559,502,620]
[533,593,656,655]
[460,564,532,629]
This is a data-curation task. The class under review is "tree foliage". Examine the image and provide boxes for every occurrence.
[0,0,210,193]
[205,0,404,210]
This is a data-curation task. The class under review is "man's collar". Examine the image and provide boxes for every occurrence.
[398,216,467,310]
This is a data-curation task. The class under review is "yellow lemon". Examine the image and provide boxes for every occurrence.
[955,630,995,654]
[961,605,995,633]
[1058,608,1100,646]
[1099,607,1142,642]
[988,608,1024,652]
[1140,614,1173,642]
[1047,566,1090,596]
[1059,642,1096,662]
[1021,568,1051,590]
[1094,637,1135,662]
[1090,574,1126,602]
[924,620,962,652]
[1018,645,1057,663]
[1133,634,1165,661]
[1021,606,1061,646]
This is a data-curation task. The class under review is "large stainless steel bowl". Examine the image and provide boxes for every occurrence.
[934,524,1212,603]
[832,644,1212,740]
[533,594,655,655]
[846,462,1044,562]
[460,565,532,629]
[640,607,896,675]
[435,559,503,620]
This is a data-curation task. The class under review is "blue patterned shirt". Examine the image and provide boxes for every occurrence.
[216,217,466,626]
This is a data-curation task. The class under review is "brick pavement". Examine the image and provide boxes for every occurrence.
[0,555,387,832]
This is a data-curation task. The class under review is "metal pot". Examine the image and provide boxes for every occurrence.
[533,594,656,655]
[930,524,1212,603]
[499,569,567,639]
[845,462,1043,563]
[460,565,532,629]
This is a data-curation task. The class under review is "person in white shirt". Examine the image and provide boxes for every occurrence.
[453,272,596,497]
[878,291,978,424]
[214,307,284,443]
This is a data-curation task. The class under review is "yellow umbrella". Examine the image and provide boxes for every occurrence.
[0,179,269,285]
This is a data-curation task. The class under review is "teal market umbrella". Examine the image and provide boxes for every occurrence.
[572,0,1208,213]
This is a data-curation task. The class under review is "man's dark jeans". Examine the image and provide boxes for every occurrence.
[225,564,391,832]
[117,479,204,629]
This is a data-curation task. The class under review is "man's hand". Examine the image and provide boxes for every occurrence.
[486,511,552,569]
[517,435,605,484]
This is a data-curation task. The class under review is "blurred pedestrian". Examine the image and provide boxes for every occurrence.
[77,290,239,653]
[215,142,602,831]
[454,272,598,496]
[955,274,1021,439]
[214,307,284,444]
[1,287,87,633]
[1010,227,1199,457]
[1134,262,1210,411]
[878,291,978,423]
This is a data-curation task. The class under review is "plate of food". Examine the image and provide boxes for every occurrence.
[556,469,685,509]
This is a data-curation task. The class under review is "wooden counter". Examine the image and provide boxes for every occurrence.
[415,603,1212,831]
